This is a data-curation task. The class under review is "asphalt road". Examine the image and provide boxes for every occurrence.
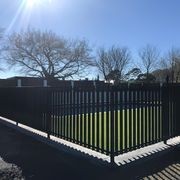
[0,121,179,180]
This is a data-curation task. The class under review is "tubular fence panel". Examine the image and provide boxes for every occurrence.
[162,84,180,142]
[0,87,48,132]
[111,84,162,158]
[0,83,179,163]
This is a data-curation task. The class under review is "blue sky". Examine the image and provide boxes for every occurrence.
[0,0,180,78]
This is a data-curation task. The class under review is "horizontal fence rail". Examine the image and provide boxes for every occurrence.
[0,83,179,163]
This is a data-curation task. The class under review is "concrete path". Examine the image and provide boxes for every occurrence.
[0,119,179,180]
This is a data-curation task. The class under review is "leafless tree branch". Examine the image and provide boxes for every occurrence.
[3,29,94,80]
[139,44,159,78]
[96,46,131,82]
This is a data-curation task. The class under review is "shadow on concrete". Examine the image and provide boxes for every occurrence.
[0,118,179,180]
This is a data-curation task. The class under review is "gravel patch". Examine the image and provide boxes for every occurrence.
[0,157,24,180]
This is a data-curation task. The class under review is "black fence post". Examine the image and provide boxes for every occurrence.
[110,86,115,164]
[162,84,168,144]
[47,88,52,139]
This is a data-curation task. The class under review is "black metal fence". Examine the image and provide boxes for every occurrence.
[0,83,179,163]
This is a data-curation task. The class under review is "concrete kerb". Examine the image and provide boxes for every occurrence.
[0,117,110,167]
[0,116,179,169]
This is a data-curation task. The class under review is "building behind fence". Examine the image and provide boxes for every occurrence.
[0,76,105,87]
[0,83,179,163]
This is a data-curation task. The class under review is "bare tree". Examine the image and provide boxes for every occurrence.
[3,29,94,80]
[96,46,131,83]
[96,48,109,80]
[161,48,180,82]
[139,44,159,81]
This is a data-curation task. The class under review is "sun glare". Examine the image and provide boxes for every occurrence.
[6,0,54,34]
[26,0,41,8]
[25,0,52,9]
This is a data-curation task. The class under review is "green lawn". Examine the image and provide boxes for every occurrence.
[49,107,162,154]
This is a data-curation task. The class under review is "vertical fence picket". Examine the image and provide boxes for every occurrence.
[110,87,115,163]
[162,84,169,143]
[137,88,140,148]
[63,91,66,139]
[133,88,136,148]
[129,87,132,150]
[124,88,128,152]
[69,87,72,141]
[148,88,152,144]
[172,86,174,137]
[173,86,176,137]
[119,88,123,153]
[80,89,83,145]
[76,89,79,143]
[170,86,172,138]
[96,89,100,151]
[101,89,105,153]
[47,88,51,138]
[60,90,63,138]
[153,88,155,143]
[155,88,158,143]
[73,88,76,143]
[92,87,95,150]
[114,88,118,155]
[51,91,54,136]
[67,89,70,140]
[54,91,57,136]
[106,89,110,154]
[152,89,155,143]
[141,87,144,146]
[88,90,91,148]
[57,91,60,138]
[158,86,161,141]
[144,88,148,145]
[84,90,87,146]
